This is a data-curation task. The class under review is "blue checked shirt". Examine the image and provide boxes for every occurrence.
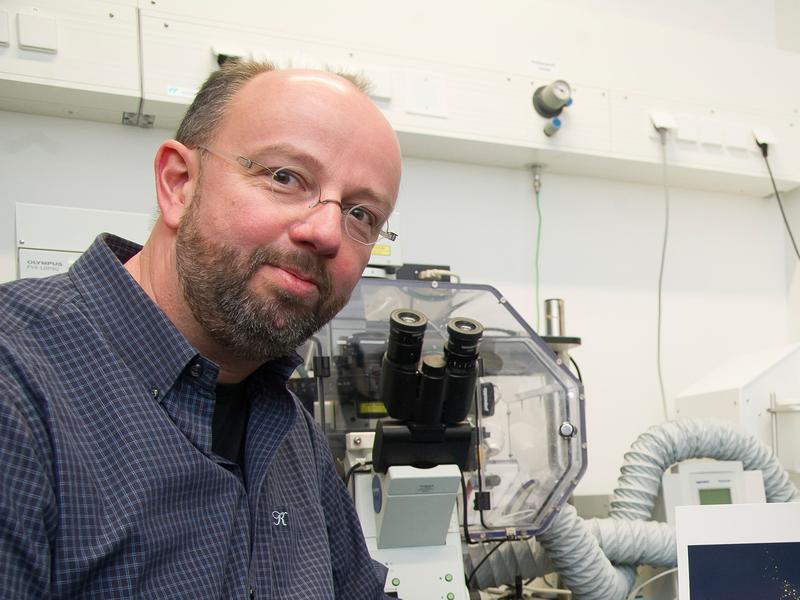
[0,234,389,599]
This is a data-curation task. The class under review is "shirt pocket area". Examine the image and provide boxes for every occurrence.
[267,503,334,599]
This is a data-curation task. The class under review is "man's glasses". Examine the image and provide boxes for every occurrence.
[197,146,397,246]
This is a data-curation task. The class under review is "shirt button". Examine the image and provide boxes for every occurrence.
[150,387,159,398]
[190,363,202,377]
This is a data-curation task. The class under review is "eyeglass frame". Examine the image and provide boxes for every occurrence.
[195,145,398,246]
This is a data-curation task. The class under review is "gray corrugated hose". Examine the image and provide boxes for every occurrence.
[466,419,799,598]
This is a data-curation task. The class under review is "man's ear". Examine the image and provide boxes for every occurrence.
[154,140,200,230]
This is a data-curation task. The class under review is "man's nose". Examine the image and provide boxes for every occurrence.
[289,198,344,256]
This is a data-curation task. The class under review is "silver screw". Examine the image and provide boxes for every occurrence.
[353,436,362,446]
[559,421,576,438]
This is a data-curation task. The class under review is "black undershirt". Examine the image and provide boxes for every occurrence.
[212,381,250,471]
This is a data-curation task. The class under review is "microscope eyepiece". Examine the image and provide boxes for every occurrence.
[446,317,484,357]
[381,308,429,420]
[381,310,484,425]
[441,316,484,424]
[387,309,427,366]
[391,309,428,331]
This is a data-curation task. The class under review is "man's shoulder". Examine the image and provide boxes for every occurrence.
[0,274,89,395]
[0,274,80,339]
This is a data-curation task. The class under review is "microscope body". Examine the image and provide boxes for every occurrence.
[348,309,483,600]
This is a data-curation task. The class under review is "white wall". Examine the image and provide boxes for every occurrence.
[398,158,789,492]
[1,1,797,495]
[573,0,777,47]
[776,0,800,54]
[0,110,165,278]
[782,186,800,341]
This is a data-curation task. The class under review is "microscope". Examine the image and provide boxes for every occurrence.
[346,308,483,600]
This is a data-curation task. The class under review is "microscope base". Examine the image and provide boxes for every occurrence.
[353,470,469,599]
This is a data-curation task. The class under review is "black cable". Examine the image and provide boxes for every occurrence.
[465,539,508,589]
[569,356,583,383]
[758,142,800,262]
[459,472,476,544]
[344,461,372,494]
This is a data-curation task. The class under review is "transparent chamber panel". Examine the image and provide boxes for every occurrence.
[294,279,587,538]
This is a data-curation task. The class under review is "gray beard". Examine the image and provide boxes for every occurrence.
[174,195,349,363]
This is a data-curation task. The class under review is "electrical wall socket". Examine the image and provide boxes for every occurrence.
[650,110,677,131]
[752,126,777,146]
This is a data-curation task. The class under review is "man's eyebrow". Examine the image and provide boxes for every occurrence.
[249,143,325,173]
[345,186,393,213]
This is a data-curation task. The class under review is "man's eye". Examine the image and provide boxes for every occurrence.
[349,206,377,225]
[269,168,305,191]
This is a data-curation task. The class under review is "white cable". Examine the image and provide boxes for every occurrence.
[656,127,670,421]
[625,567,678,600]
[418,269,461,283]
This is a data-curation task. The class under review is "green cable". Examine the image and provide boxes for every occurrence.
[535,188,543,332]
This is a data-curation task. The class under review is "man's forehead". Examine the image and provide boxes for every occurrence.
[237,69,355,106]
[216,68,401,207]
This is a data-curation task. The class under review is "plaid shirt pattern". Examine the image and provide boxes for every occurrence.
[0,234,388,599]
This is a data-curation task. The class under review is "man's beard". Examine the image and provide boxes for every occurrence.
[175,191,351,363]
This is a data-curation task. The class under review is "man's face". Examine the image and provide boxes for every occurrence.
[174,71,401,362]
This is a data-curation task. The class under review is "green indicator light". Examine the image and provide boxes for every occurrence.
[447,594,455,600]
[445,574,453,582]
[391,578,400,587]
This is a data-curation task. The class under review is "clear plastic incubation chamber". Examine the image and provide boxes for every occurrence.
[290,278,587,539]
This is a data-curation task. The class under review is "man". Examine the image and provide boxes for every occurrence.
[0,62,402,598]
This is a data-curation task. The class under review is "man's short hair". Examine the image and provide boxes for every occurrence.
[175,61,277,149]
[175,61,373,149]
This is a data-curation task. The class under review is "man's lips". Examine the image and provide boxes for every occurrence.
[280,265,318,287]
[264,264,320,298]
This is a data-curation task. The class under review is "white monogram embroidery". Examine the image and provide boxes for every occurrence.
[272,510,288,526]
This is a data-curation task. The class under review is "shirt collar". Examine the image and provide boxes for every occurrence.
[69,234,198,401]
[68,234,303,399]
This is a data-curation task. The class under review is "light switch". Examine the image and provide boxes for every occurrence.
[363,67,394,102]
[17,12,58,54]
[724,124,751,151]
[0,11,10,47]
[675,114,699,143]
[405,71,448,119]
[699,118,724,147]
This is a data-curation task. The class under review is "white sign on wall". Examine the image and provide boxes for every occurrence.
[15,202,151,280]
[17,248,82,279]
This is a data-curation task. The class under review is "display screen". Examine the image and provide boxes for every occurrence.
[698,487,732,505]
[689,541,800,598]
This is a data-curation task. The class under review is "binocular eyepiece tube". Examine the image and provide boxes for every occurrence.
[379,308,484,426]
